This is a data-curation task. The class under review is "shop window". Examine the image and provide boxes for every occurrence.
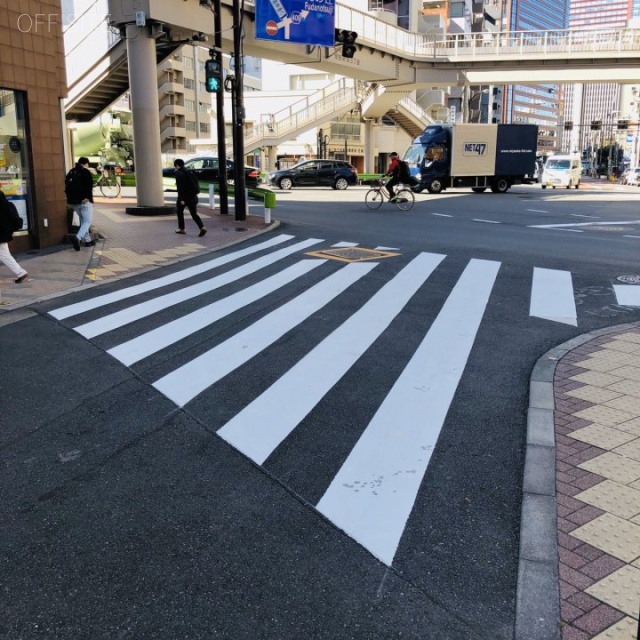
[0,89,30,232]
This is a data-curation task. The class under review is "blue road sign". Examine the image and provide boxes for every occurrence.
[255,0,336,46]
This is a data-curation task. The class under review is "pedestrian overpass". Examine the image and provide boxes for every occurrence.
[64,0,640,206]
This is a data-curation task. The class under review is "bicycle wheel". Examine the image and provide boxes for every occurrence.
[365,188,384,210]
[395,188,415,211]
[100,178,121,198]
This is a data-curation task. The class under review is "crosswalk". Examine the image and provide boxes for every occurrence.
[47,233,640,566]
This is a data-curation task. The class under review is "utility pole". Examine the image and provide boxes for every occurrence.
[212,0,229,214]
[231,0,247,221]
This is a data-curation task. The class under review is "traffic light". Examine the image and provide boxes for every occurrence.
[564,121,573,131]
[617,119,629,130]
[335,29,358,59]
[590,120,602,131]
[205,58,222,93]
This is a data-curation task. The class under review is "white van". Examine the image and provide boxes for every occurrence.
[541,155,581,189]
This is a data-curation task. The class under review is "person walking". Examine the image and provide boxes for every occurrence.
[384,152,401,201]
[65,156,95,251]
[173,158,206,237]
[0,190,28,283]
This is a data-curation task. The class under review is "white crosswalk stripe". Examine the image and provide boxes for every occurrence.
[217,252,446,465]
[47,234,631,567]
[152,260,378,406]
[316,258,500,566]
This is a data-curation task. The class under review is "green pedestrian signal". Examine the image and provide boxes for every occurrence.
[205,58,222,93]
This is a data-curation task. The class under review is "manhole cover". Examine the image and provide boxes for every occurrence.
[306,247,400,263]
[617,275,640,284]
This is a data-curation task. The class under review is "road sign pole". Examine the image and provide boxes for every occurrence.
[232,0,247,221]
[212,0,229,215]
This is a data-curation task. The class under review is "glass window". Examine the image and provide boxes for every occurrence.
[0,89,30,232]
[449,2,465,17]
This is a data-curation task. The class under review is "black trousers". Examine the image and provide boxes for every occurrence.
[386,176,400,197]
[176,197,204,230]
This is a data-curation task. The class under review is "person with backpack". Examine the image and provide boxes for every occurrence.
[173,158,206,237]
[65,156,95,251]
[384,152,402,201]
[0,190,28,283]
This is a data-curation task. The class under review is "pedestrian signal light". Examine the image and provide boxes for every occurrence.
[335,29,358,59]
[205,58,222,93]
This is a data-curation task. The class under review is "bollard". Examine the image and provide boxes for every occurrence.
[208,183,216,210]
[263,190,276,224]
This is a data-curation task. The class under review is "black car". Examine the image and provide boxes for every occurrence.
[162,157,261,190]
[267,159,358,190]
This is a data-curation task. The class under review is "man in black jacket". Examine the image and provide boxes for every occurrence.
[65,156,95,251]
[174,158,206,237]
[0,190,28,283]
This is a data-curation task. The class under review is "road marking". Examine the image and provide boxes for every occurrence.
[431,213,452,217]
[623,235,640,239]
[217,252,447,465]
[473,219,501,224]
[571,214,600,218]
[527,209,548,213]
[49,234,296,320]
[530,219,640,229]
[614,285,640,307]
[332,241,358,247]
[153,262,378,407]
[74,238,323,339]
[315,258,501,566]
[108,260,326,366]
[530,267,577,326]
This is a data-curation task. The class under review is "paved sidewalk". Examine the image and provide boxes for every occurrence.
[520,326,640,640]
[0,192,276,310]
[1,190,638,640]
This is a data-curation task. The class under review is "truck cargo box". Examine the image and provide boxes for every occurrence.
[450,124,498,177]
[495,124,538,176]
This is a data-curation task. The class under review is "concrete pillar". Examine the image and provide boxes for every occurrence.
[126,24,164,207]
[364,119,375,173]
[267,146,277,171]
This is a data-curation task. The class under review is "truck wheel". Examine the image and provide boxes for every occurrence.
[575,182,580,189]
[471,187,486,193]
[541,185,547,189]
[427,179,444,194]
[411,185,424,194]
[491,178,509,193]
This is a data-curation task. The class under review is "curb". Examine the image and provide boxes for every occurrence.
[515,321,640,640]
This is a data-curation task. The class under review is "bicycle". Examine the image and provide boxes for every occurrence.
[365,178,415,211]
[94,170,121,198]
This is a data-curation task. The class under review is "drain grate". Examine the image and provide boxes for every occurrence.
[306,247,400,263]
[617,275,640,284]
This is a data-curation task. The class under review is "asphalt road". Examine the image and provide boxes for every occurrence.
[2,180,640,639]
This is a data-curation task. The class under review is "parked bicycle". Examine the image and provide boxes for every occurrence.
[365,178,415,211]
[94,169,121,198]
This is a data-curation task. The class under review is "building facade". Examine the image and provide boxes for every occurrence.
[0,0,69,251]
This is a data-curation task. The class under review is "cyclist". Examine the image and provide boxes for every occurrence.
[384,152,401,201]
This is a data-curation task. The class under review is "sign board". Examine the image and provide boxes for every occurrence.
[255,0,336,46]
[627,133,634,143]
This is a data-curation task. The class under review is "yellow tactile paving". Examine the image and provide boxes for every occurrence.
[570,423,638,449]
[608,379,640,399]
[571,513,640,563]
[571,371,626,388]
[566,385,623,404]
[572,406,637,428]
[591,617,639,640]
[614,438,640,463]
[586,565,640,617]
[579,452,640,484]
[605,395,640,414]
[575,479,640,519]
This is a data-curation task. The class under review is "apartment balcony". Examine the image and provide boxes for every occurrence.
[158,81,185,96]
[158,56,184,73]
[160,103,186,120]
[162,125,187,139]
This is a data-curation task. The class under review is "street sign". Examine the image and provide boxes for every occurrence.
[627,133,634,143]
[255,0,336,46]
